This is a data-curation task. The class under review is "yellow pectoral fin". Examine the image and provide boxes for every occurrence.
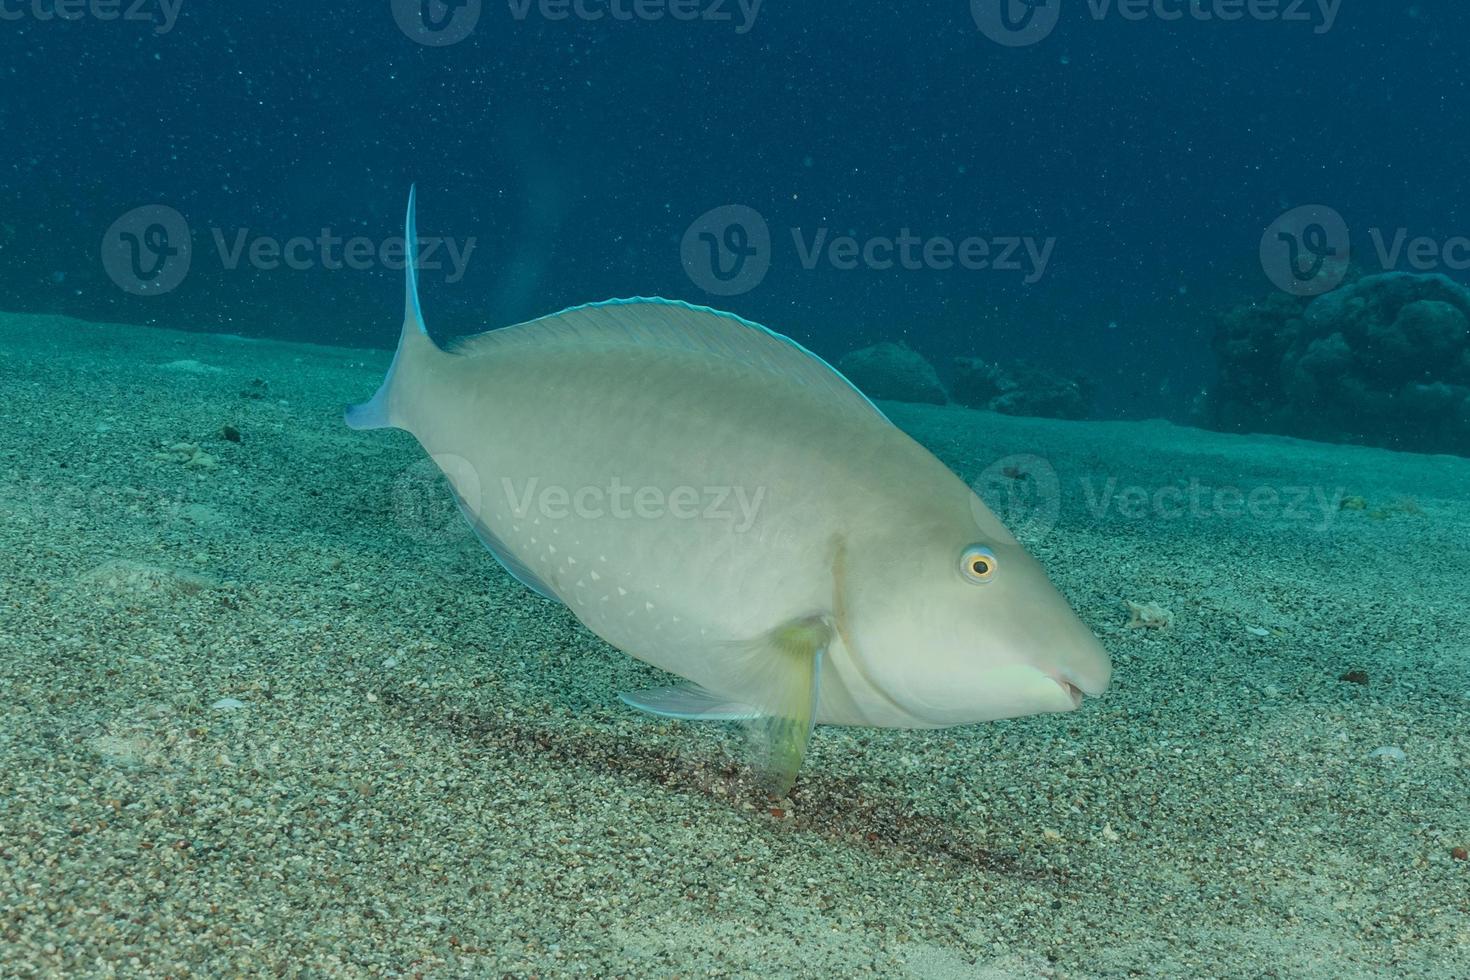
[737,616,832,797]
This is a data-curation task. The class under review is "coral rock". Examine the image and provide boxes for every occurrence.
[1204,272,1470,455]
[949,357,1092,420]
[836,341,948,405]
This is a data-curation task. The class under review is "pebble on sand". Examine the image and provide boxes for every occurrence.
[1124,600,1173,629]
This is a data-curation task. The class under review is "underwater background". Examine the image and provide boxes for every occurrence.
[1,1,1467,425]
[3,2,1470,977]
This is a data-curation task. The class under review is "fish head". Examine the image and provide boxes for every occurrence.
[843,490,1112,727]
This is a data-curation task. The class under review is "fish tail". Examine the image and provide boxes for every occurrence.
[344,184,444,432]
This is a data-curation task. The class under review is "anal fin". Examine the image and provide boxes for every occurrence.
[619,683,760,721]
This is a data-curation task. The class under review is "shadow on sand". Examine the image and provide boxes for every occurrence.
[378,687,1068,884]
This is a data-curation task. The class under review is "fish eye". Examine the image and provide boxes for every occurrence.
[960,545,997,584]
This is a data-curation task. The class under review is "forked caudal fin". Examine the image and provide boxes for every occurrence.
[344,185,444,432]
[347,186,886,435]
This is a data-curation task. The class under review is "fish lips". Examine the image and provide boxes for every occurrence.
[1046,660,1111,711]
[1055,677,1085,710]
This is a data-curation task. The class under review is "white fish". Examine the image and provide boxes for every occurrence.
[348,189,1112,794]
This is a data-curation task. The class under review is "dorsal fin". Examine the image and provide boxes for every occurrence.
[450,297,890,423]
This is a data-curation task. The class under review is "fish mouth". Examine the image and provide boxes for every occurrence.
[1055,678,1084,710]
[1046,650,1112,709]
[1047,666,1103,710]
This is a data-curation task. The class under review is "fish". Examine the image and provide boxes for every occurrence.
[347,188,1112,795]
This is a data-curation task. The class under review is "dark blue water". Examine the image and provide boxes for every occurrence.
[2,1,1466,422]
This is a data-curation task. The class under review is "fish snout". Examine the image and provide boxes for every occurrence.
[1047,652,1111,709]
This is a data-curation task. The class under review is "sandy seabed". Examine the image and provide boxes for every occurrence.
[0,312,1467,978]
